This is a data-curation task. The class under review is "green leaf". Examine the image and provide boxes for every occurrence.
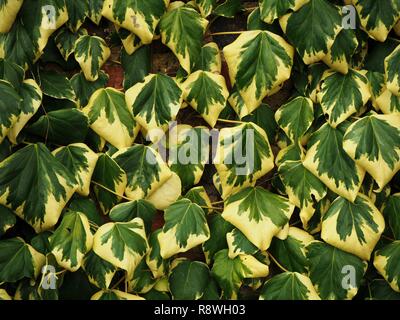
[0,205,16,236]
[146,229,168,279]
[88,0,105,24]
[321,193,385,260]
[383,194,400,240]
[83,250,116,289]
[121,45,151,91]
[307,241,368,299]
[0,237,45,283]
[0,80,22,144]
[223,30,294,114]
[158,198,210,259]
[226,228,258,258]
[69,196,104,227]
[242,103,278,142]
[369,279,400,300]
[159,5,208,73]
[71,71,109,108]
[169,259,211,300]
[0,143,78,232]
[55,27,88,61]
[260,272,320,300]
[213,0,243,18]
[385,44,400,97]
[39,71,76,102]
[374,241,400,292]
[222,187,295,251]
[343,113,400,191]
[128,258,155,294]
[93,218,149,275]
[0,58,24,89]
[50,210,93,271]
[65,0,88,32]
[259,0,309,24]
[193,42,221,74]
[82,87,139,149]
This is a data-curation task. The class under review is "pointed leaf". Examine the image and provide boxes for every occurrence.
[383,194,400,240]
[385,44,400,97]
[226,228,258,259]
[83,250,116,289]
[374,241,400,292]
[0,80,22,144]
[71,71,109,108]
[259,0,309,24]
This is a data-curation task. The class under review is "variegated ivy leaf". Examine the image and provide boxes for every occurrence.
[385,44,400,97]
[39,71,76,102]
[228,86,250,119]
[74,35,111,82]
[0,0,23,33]
[226,228,258,259]
[374,241,400,292]
[50,211,93,272]
[182,71,229,127]
[125,74,182,137]
[352,0,400,42]
[0,205,16,236]
[321,193,385,261]
[83,250,116,289]
[343,114,400,192]
[0,143,78,233]
[158,198,210,259]
[259,0,309,24]
[303,122,366,202]
[159,4,208,73]
[366,71,385,110]
[71,71,109,108]
[91,289,144,300]
[269,227,314,274]
[307,240,368,300]
[275,143,303,167]
[92,153,127,214]
[194,0,216,17]
[93,218,149,275]
[223,30,294,114]
[88,0,105,24]
[112,144,172,201]
[185,187,212,215]
[0,80,22,144]
[65,0,88,32]
[281,0,342,65]
[375,87,400,114]
[146,172,182,210]
[194,42,221,74]
[213,0,243,18]
[52,143,99,196]
[146,230,168,279]
[222,187,295,251]
[260,272,320,300]
[275,96,314,143]
[82,88,139,149]
[212,249,269,299]
[116,27,143,55]
[128,257,155,294]
[317,69,370,127]
[101,0,168,44]
[55,27,88,61]
[383,194,400,240]
[0,58,24,89]
[8,79,42,145]
[0,237,45,283]
[214,122,275,199]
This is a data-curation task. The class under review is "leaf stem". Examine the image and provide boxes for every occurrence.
[91,181,134,201]
[217,118,245,124]
[200,205,223,211]
[210,31,246,36]
[112,274,126,290]
[267,251,289,273]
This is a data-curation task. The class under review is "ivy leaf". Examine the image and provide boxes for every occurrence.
[82,88,139,149]
[376,87,400,114]
[383,194,400,240]
[74,35,111,82]
[65,0,88,32]
[145,172,182,210]
[369,279,400,300]
[0,80,22,144]
[0,237,45,283]
[128,258,155,294]
[159,4,208,73]
[226,228,258,259]
[50,211,94,272]
[55,27,88,61]
[385,44,400,97]
[260,272,320,300]
[307,241,368,299]
[39,71,76,102]
[71,71,109,108]
[213,0,243,18]
[343,114,400,192]
[259,0,309,24]
[0,205,16,236]
[158,198,210,259]
[93,218,149,275]
[121,45,151,90]
[193,42,222,74]
[69,196,104,227]
[0,58,24,89]
[321,193,385,261]
[88,0,105,25]
[242,103,278,142]
[146,230,168,279]
[0,0,23,33]
[223,30,294,114]
[0,143,78,232]
[194,0,217,17]
[303,122,366,202]
[83,250,116,289]
[222,187,295,251]
[374,241,400,292]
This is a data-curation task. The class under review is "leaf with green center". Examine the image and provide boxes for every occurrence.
[0,237,45,283]
[376,87,400,114]
[69,196,104,227]
[112,144,172,200]
[125,74,182,136]
[0,205,16,236]
[52,143,99,196]
[158,198,210,259]
[321,193,385,260]
[222,187,294,251]
[116,26,143,56]
[74,35,111,82]
[317,69,370,127]
[383,194,400,240]
[366,71,385,110]
[303,122,366,202]
[93,218,149,275]
[343,114,400,191]
[226,228,258,258]
[146,229,168,279]
[121,45,151,90]
[369,279,400,300]
[306,63,329,102]
[50,211,93,271]
[213,0,243,18]
[269,227,314,274]
[92,153,127,214]
[27,109,89,145]
[352,0,400,42]
[39,71,76,101]
[0,0,23,33]
[82,88,139,149]
[128,257,155,294]
[185,186,213,215]
[385,44,400,96]
[109,199,156,235]
[65,0,88,32]
[193,42,221,73]
[83,250,116,289]
[374,241,400,292]
[159,5,208,73]
[71,71,109,108]
[0,80,22,144]
[195,0,217,17]
[0,58,24,89]
[182,71,229,127]
[91,289,144,300]
[242,103,278,142]
[0,143,78,232]
[211,249,269,299]
[275,143,303,167]
[307,240,367,299]
[215,122,274,199]
[169,259,211,300]
[282,0,342,64]
[260,272,320,300]
[278,160,327,228]
[101,0,167,44]
[275,96,314,143]
[55,27,88,61]
[223,30,294,113]
[259,0,309,24]
[88,0,105,24]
